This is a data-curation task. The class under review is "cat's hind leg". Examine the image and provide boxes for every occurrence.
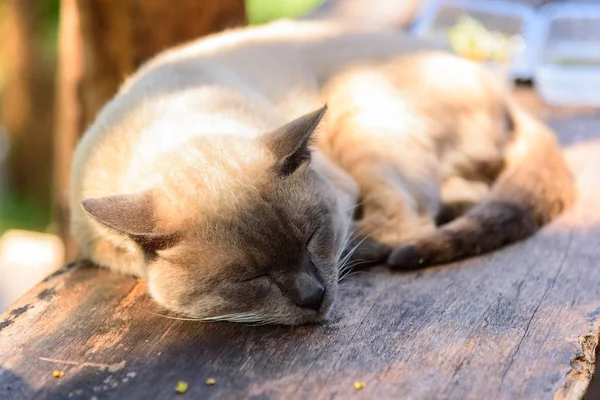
[338,159,441,265]
[337,179,439,269]
[436,176,491,225]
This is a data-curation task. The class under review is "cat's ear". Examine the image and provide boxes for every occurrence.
[265,105,328,176]
[81,190,180,252]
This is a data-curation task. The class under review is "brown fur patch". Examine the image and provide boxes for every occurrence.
[388,103,575,269]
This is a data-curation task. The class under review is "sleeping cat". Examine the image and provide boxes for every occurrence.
[69,20,574,325]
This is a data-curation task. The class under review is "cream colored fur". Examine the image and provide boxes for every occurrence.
[71,20,434,279]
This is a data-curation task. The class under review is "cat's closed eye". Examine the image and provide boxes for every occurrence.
[305,229,318,246]
[240,273,270,283]
[306,225,334,252]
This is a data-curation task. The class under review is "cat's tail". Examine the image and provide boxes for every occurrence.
[387,100,576,269]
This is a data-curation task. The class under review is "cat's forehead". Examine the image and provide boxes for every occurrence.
[162,174,321,246]
[138,136,268,189]
[152,166,310,233]
[159,200,306,273]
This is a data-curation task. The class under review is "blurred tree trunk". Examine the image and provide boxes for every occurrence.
[53,0,246,260]
[53,0,84,260]
[1,0,55,206]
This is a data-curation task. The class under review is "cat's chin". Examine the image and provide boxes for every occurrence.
[152,295,337,326]
[147,275,338,326]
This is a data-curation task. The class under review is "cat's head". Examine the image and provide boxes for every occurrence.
[82,106,349,325]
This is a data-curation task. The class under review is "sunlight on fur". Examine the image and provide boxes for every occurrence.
[69,20,574,326]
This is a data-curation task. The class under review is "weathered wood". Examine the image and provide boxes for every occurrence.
[4,90,600,399]
[51,0,246,260]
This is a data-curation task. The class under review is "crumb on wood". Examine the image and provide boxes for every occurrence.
[205,377,216,386]
[52,370,64,378]
[354,381,365,390]
[175,381,188,394]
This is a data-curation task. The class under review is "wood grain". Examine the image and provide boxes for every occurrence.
[3,90,600,399]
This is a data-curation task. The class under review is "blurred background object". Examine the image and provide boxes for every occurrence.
[412,0,600,106]
[0,230,63,311]
[0,0,60,311]
[410,0,535,81]
[304,0,424,28]
[534,2,600,106]
[248,0,325,24]
[0,0,57,240]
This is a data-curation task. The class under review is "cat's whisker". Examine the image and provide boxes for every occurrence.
[144,308,280,325]
[144,310,261,323]
[201,312,270,324]
[143,309,205,321]
[343,193,375,213]
[336,234,372,282]
[344,258,374,270]
[337,234,370,269]
[338,264,362,279]
[335,229,358,263]
[246,320,266,327]
[250,314,285,326]
[339,264,360,280]
[246,317,277,327]
[335,235,348,262]
[339,268,374,282]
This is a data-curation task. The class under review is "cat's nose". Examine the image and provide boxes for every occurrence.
[290,271,325,311]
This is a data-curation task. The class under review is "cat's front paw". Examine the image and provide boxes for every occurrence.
[344,235,391,266]
[387,244,428,271]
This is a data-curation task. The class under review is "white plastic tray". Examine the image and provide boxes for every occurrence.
[410,0,539,80]
[534,2,600,106]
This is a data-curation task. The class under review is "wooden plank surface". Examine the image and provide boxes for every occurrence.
[1,88,600,400]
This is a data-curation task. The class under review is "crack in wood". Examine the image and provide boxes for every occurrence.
[296,280,391,397]
[498,231,573,395]
[39,357,126,372]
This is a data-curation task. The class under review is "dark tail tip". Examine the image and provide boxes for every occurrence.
[386,201,539,270]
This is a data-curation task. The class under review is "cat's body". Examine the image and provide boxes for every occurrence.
[70,20,574,325]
